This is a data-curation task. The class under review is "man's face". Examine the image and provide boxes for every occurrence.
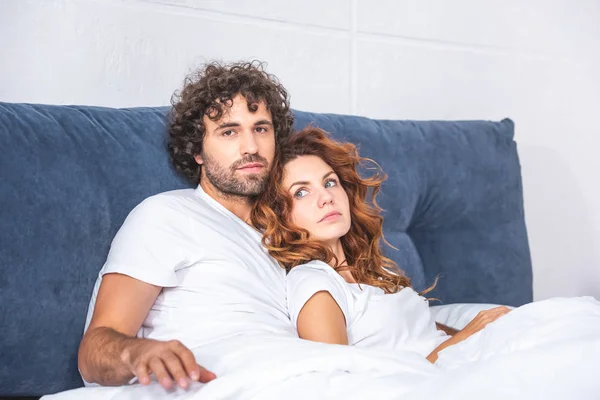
[195,94,276,198]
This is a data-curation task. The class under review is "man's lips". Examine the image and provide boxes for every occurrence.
[319,211,341,223]
[237,163,265,172]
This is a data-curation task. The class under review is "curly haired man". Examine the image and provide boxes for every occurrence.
[78,61,295,391]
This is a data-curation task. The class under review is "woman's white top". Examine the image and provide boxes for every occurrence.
[286,260,448,356]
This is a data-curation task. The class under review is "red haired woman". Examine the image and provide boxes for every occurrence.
[251,127,510,363]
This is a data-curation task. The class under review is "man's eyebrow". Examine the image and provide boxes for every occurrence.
[216,122,240,130]
[254,120,273,126]
[215,120,272,130]
[288,171,336,191]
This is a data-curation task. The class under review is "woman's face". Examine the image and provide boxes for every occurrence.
[282,155,351,246]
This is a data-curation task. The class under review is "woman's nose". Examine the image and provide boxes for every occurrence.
[318,191,334,207]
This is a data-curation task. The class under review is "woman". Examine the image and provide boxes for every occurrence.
[251,127,511,363]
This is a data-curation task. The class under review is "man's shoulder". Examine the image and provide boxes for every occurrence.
[146,187,198,202]
[132,188,203,215]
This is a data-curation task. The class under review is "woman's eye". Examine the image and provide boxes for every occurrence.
[294,189,308,198]
[324,179,338,188]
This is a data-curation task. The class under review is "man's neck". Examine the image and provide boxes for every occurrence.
[200,179,254,224]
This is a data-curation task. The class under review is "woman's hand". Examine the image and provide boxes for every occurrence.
[452,306,512,342]
[427,306,511,363]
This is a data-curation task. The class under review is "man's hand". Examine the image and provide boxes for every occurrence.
[78,274,216,388]
[120,338,216,389]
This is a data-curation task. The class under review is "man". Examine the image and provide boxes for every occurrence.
[78,61,296,390]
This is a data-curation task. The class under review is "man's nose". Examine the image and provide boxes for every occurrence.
[240,130,258,155]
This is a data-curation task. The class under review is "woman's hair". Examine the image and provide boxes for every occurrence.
[167,60,294,184]
[252,127,417,294]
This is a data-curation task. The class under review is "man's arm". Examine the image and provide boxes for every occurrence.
[78,273,160,386]
[78,273,215,389]
[79,326,139,386]
[296,291,348,345]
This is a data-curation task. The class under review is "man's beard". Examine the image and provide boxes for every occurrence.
[201,152,270,198]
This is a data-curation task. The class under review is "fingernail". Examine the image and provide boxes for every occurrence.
[179,378,188,388]
[161,378,171,387]
[190,371,199,381]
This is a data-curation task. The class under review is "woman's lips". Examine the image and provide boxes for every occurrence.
[319,211,341,223]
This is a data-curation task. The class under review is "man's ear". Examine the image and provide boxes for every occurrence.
[194,154,204,165]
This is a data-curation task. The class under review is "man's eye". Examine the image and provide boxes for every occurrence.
[294,189,308,198]
[255,126,268,133]
[222,130,235,137]
[325,179,338,188]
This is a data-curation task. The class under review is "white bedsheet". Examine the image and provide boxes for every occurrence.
[44,296,600,400]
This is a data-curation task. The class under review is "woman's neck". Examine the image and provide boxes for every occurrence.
[328,240,356,283]
[327,240,346,266]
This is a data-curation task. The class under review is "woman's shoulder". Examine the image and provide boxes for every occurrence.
[290,260,332,272]
[287,260,346,284]
[287,260,332,276]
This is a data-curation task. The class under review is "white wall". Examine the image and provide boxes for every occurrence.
[1,0,599,301]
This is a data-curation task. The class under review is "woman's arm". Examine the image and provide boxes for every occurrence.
[296,291,349,345]
[427,306,511,363]
[435,322,459,336]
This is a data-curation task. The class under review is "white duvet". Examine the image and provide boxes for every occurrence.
[44,296,600,400]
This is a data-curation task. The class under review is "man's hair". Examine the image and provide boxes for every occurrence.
[251,127,421,295]
[167,60,294,183]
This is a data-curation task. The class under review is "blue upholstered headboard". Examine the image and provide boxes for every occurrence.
[0,102,532,396]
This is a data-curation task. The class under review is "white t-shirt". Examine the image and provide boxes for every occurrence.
[286,260,448,356]
[84,186,294,365]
